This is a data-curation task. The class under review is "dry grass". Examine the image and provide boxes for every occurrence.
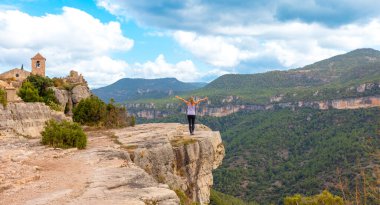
[170,137,198,147]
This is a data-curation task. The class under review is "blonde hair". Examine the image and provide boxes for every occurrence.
[189,97,195,105]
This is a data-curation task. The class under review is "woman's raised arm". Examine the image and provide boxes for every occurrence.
[175,96,189,104]
[195,97,208,104]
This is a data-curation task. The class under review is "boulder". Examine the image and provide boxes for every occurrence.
[71,85,91,104]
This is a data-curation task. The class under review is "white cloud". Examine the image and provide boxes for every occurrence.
[129,54,201,82]
[173,31,256,68]
[0,7,134,88]
[172,19,380,69]
[98,0,380,71]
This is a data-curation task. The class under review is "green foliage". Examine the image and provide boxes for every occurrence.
[210,189,258,205]
[73,96,133,128]
[206,108,380,204]
[104,99,131,128]
[131,115,136,126]
[174,189,199,205]
[284,190,344,205]
[73,96,107,125]
[17,81,43,102]
[41,120,87,149]
[0,88,7,107]
[18,75,61,110]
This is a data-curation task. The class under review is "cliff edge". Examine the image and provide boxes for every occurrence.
[0,123,224,205]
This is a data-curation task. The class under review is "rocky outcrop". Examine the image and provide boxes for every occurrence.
[0,123,224,205]
[112,123,225,204]
[0,102,69,138]
[50,71,92,114]
[129,95,380,119]
[71,85,91,104]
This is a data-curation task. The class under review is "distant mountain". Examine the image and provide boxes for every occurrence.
[92,78,206,103]
[194,48,380,104]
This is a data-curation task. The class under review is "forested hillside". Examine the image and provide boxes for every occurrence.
[128,48,380,108]
[194,48,380,104]
[141,108,380,204]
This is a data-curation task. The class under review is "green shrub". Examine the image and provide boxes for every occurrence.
[73,97,133,128]
[41,120,87,149]
[104,99,129,128]
[130,115,136,127]
[0,88,7,107]
[18,75,60,110]
[17,81,43,102]
[73,96,107,125]
[284,190,344,205]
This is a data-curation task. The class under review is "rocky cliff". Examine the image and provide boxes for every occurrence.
[51,70,92,115]
[128,95,380,119]
[0,102,69,138]
[112,123,225,204]
[0,123,224,205]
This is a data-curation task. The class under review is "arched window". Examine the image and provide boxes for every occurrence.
[16,73,19,78]
[36,61,40,68]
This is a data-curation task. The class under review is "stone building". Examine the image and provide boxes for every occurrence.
[31,53,46,77]
[0,53,46,82]
[0,53,46,102]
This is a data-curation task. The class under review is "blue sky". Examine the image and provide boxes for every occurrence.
[1,0,380,88]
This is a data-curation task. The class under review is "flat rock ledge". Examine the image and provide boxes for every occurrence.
[0,123,224,205]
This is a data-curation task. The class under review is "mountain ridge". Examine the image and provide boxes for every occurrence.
[92,77,206,103]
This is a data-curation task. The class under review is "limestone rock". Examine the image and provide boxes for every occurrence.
[72,85,91,104]
[50,87,69,109]
[112,123,225,205]
[0,102,70,138]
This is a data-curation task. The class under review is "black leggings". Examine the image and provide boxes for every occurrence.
[187,115,196,134]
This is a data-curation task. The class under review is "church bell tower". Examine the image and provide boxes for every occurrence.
[31,53,46,77]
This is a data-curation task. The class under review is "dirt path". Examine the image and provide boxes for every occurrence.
[0,130,115,205]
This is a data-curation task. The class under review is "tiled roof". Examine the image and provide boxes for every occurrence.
[31,53,46,60]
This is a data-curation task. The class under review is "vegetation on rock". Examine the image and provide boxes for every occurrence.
[17,75,61,110]
[41,119,87,149]
[284,190,343,205]
[0,88,7,107]
[210,189,258,205]
[73,96,134,128]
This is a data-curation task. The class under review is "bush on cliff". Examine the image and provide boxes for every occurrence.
[284,190,343,205]
[41,120,87,149]
[0,88,7,107]
[73,97,134,128]
[73,96,107,125]
[17,81,43,102]
[18,75,61,110]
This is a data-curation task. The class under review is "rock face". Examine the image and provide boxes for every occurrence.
[0,123,224,205]
[129,95,380,119]
[0,102,69,138]
[51,85,91,114]
[112,123,225,204]
[71,85,91,104]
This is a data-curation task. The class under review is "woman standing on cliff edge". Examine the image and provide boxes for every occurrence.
[175,96,208,135]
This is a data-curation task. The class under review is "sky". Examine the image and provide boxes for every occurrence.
[1,0,380,88]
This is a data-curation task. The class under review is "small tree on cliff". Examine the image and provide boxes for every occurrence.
[0,88,7,107]
[73,96,107,125]
[18,75,60,110]
[17,81,43,102]
[284,190,344,205]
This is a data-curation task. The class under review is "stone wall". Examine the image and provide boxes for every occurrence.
[0,68,30,82]
[0,102,69,138]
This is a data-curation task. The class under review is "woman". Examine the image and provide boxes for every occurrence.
[175,96,208,135]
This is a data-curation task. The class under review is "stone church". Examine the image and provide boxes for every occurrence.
[0,53,46,102]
